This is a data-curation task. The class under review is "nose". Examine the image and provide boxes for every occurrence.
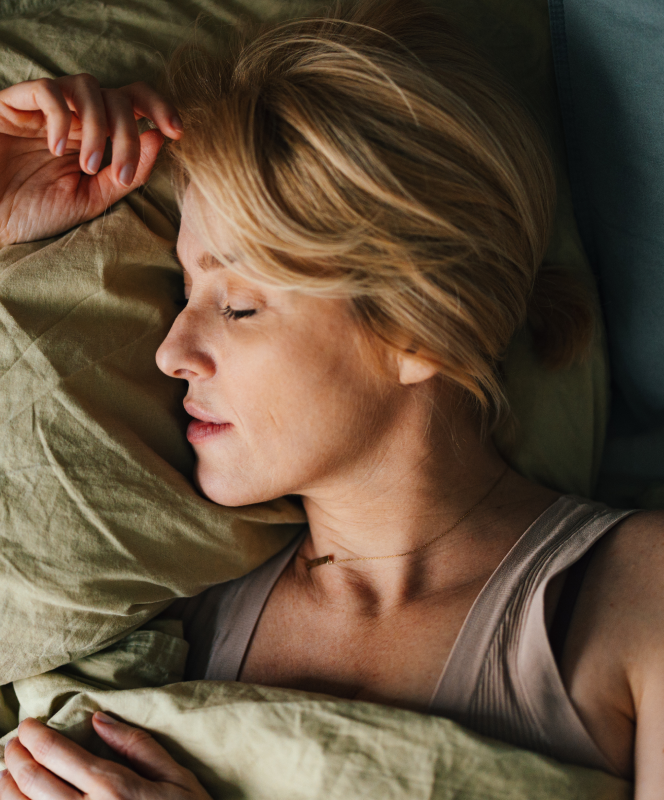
[156,307,216,381]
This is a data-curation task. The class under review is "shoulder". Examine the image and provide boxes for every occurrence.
[577,509,664,637]
[568,508,664,705]
[589,509,664,792]
[586,509,664,604]
[554,509,664,775]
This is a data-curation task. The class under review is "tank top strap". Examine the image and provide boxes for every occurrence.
[184,527,307,681]
[429,495,636,773]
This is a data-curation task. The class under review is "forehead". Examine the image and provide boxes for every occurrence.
[172,245,227,273]
[178,188,239,269]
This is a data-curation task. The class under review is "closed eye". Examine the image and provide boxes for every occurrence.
[222,305,256,320]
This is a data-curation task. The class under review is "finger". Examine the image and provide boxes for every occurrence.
[119,81,183,140]
[4,736,81,800]
[90,128,164,207]
[65,128,162,229]
[0,78,72,155]
[101,88,142,186]
[0,769,29,800]
[92,712,187,784]
[16,719,138,798]
[55,74,108,175]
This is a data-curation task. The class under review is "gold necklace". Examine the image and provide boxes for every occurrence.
[303,465,509,570]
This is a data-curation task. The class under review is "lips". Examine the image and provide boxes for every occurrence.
[186,419,232,443]
[184,402,232,444]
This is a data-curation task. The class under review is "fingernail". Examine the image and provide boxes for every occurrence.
[86,150,103,174]
[95,712,116,725]
[171,114,183,133]
[55,138,66,157]
[119,164,135,187]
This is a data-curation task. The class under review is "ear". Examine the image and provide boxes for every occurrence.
[395,349,439,385]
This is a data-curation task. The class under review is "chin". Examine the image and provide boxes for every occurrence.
[193,461,273,508]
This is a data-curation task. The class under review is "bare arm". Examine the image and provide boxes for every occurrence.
[622,512,664,799]
[558,510,664,797]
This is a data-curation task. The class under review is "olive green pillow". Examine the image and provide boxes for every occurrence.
[0,0,607,684]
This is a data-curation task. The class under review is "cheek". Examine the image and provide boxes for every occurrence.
[251,325,390,456]
[193,310,397,503]
[229,315,354,412]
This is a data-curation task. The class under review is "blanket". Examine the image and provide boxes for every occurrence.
[0,621,631,800]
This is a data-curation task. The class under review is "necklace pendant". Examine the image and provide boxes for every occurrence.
[305,554,334,570]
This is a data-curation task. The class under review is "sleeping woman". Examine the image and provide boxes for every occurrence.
[1,1,663,798]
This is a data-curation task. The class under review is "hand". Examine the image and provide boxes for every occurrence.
[0,714,212,799]
[0,74,183,245]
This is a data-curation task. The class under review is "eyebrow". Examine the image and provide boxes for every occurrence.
[170,246,236,272]
[200,252,226,271]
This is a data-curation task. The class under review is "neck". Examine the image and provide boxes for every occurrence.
[296,397,535,610]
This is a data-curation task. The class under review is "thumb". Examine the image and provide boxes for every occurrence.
[88,128,165,213]
[91,712,185,784]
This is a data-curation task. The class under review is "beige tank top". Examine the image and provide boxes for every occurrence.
[178,496,636,775]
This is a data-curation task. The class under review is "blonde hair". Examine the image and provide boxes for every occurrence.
[165,0,592,431]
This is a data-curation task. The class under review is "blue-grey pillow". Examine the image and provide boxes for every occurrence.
[548,0,664,507]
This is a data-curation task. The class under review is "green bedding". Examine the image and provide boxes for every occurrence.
[0,621,631,800]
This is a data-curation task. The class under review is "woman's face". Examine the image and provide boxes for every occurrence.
[156,194,408,507]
